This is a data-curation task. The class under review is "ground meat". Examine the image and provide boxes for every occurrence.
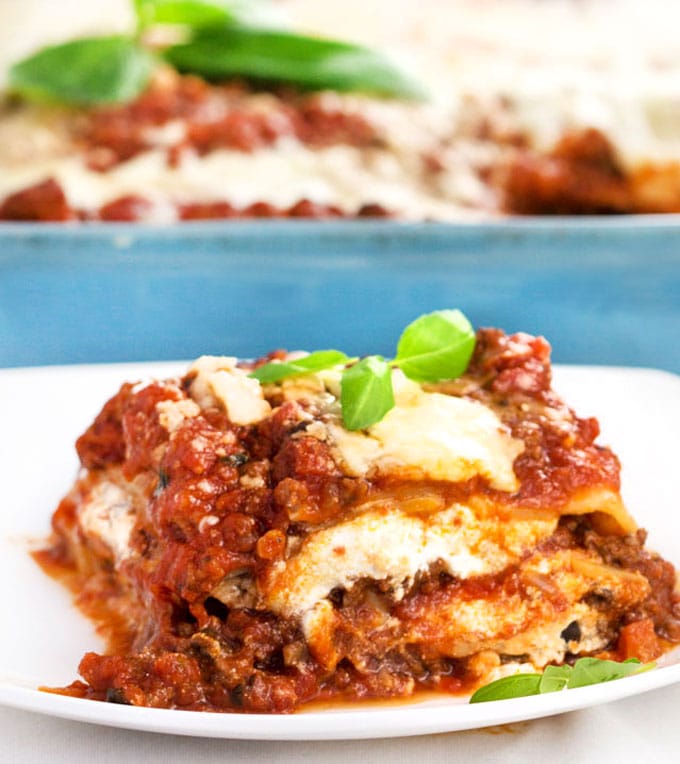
[0,177,75,221]
[502,128,633,214]
[467,329,553,395]
[76,383,135,469]
[584,528,680,641]
[81,74,379,170]
[462,329,621,509]
[178,198,349,220]
[99,195,154,221]
[0,183,387,222]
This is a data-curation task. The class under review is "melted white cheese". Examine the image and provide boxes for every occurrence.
[327,373,524,491]
[188,356,272,425]
[156,398,201,433]
[0,136,478,220]
[188,360,523,489]
[283,0,680,166]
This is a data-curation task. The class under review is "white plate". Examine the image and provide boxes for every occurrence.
[0,362,679,740]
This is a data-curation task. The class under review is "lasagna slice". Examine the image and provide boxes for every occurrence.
[38,329,680,712]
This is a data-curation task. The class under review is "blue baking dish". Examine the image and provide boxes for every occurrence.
[1,218,678,371]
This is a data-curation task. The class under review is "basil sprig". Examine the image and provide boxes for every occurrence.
[340,356,395,432]
[469,657,654,704]
[395,309,477,382]
[8,36,156,106]
[250,350,350,384]
[164,27,425,98]
[8,0,423,106]
[250,309,476,431]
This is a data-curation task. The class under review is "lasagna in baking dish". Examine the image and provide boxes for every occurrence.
[4,0,680,221]
[38,325,680,712]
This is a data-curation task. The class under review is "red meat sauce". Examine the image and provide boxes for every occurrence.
[0,73,393,223]
[81,74,382,169]
[34,329,679,712]
[0,177,392,222]
[502,128,634,214]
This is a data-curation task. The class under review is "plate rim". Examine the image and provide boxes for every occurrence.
[1,661,680,740]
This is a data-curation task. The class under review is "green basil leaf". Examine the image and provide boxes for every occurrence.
[164,26,425,98]
[395,309,476,382]
[134,0,248,30]
[471,657,655,704]
[341,356,395,431]
[469,673,542,704]
[538,664,572,694]
[249,350,349,383]
[8,36,155,106]
[567,657,647,689]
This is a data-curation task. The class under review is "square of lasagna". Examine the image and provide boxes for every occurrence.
[37,328,680,712]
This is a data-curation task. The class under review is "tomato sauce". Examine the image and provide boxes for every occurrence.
[503,128,633,214]
[0,74,393,223]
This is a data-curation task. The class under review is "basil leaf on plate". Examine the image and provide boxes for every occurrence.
[164,26,425,98]
[395,309,476,382]
[469,657,655,703]
[566,658,647,689]
[250,350,349,383]
[341,356,395,431]
[469,673,542,704]
[9,36,155,106]
[538,664,572,694]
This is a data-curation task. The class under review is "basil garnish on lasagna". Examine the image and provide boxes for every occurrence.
[37,319,680,712]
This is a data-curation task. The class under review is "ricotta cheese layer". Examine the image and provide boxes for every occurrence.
[263,503,557,619]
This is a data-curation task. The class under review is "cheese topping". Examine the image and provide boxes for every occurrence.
[188,355,272,425]
[209,369,272,426]
[0,135,482,221]
[156,398,201,433]
[186,360,524,492]
[326,373,524,491]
